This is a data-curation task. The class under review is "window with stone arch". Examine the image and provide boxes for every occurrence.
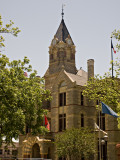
[59,81,66,88]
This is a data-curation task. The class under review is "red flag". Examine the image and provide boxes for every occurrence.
[45,115,48,125]
[44,115,50,131]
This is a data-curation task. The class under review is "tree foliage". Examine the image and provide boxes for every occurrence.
[0,15,51,145]
[83,73,120,107]
[112,30,120,51]
[0,54,51,145]
[0,15,20,48]
[55,128,95,160]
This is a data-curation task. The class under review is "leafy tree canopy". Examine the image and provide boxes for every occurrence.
[55,128,95,160]
[0,15,51,145]
[0,54,51,145]
[0,15,20,48]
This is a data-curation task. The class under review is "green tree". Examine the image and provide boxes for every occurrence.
[0,15,51,145]
[83,73,120,106]
[0,15,20,49]
[55,128,95,160]
[0,54,51,145]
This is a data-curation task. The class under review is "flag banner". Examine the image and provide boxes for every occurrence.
[111,40,116,54]
[101,102,119,118]
[94,123,107,135]
[45,115,48,125]
[44,115,50,131]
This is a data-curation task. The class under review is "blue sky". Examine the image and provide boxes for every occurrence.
[0,0,120,77]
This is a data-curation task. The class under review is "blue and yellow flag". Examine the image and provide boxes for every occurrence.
[101,102,119,118]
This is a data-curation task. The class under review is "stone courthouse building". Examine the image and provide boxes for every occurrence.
[18,13,120,160]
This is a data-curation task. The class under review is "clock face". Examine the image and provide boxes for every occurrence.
[52,39,56,45]
[67,39,72,45]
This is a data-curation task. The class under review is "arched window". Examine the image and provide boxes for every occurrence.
[60,81,66,87]
[32,143,40,158]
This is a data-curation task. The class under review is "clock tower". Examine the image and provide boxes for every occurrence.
[46,16,77,77]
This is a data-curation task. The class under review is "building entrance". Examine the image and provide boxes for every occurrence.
[32,143,41,158]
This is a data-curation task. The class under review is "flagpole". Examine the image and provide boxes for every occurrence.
[111,37,114,78]
[99,101,101,160]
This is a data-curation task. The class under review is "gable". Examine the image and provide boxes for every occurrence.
[51,69,87,92]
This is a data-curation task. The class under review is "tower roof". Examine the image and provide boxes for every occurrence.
[55,19,74,44]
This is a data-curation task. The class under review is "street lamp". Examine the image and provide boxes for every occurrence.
[101,139,105,160]
[104,135,108,160]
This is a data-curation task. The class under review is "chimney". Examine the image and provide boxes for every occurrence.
[87,59,94,80]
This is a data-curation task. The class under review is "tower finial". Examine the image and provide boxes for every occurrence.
[61,4,65,19]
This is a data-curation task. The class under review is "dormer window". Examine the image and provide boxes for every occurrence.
[52,39,57,46]
[66,38,72,45]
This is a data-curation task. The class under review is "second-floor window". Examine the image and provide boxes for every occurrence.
[59,114,66,131]
[59,92,66,106]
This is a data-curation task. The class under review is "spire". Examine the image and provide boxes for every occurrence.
[55,18,74,44]
[53,5,74,44]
